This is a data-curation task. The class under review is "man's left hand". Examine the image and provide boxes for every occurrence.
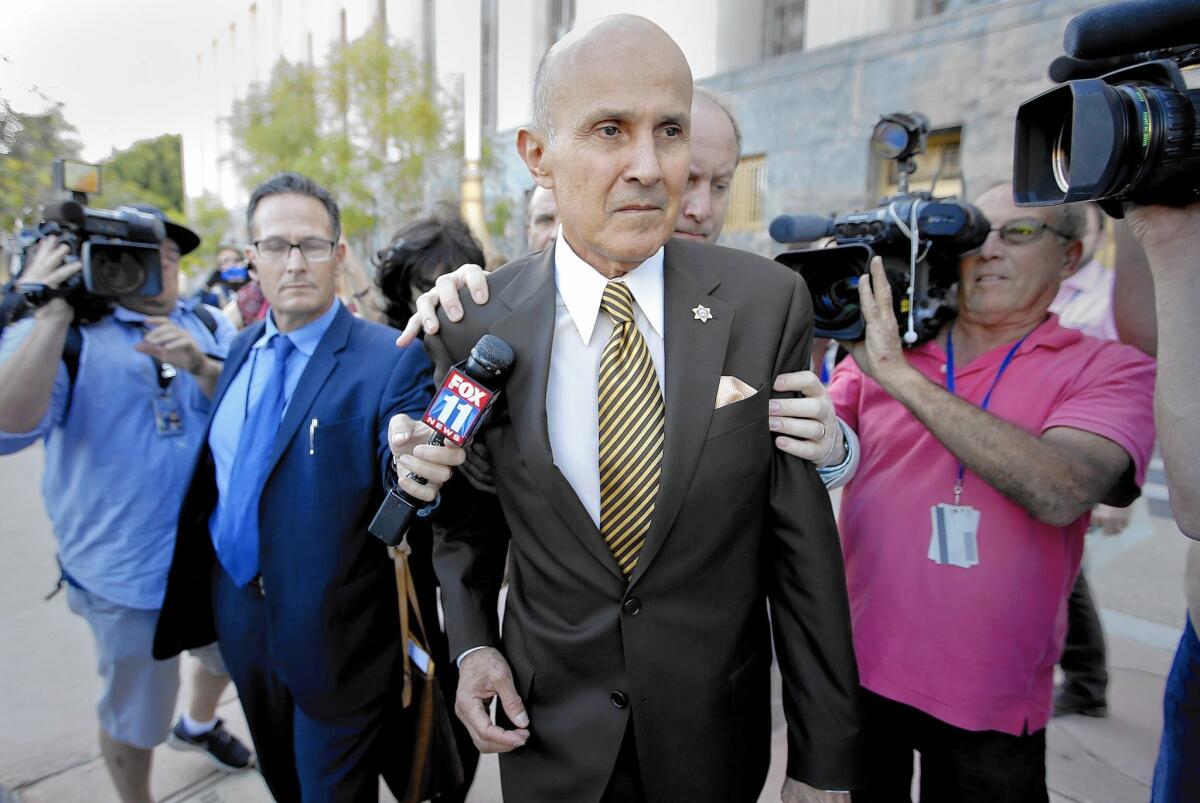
[770,370,843,465]
[388,413,466,501]
[782,778,850,802]
[842,257,913,391]
[134,317,209,375]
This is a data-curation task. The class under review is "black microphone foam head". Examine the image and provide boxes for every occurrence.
[467,334,516,383]
[1064,0,1200,60]
[769,214,834,244]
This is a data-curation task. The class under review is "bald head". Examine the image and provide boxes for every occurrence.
[518,14,693,278]
[531,15,692,140]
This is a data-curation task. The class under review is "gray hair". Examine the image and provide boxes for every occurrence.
[1052,203,1087,243]
[693,85,743,163]
[531,50,555,140]
[246,172,341,242]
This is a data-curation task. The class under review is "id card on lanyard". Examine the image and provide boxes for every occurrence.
[928,329,1027,569]
[127,319,187,437]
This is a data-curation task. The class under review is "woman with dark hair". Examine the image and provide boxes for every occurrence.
[374,213,486,327]
[373,211,488,803]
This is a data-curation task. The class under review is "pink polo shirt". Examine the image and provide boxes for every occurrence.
[828,316,1156,735]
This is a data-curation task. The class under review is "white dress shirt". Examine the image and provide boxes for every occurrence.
[547,229,666,527]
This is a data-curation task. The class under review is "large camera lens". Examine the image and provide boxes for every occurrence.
[1052,119,1072,194]
[1015,61,1200,208]
[81,240,162,297]
[814,277,861,326]
[91,247,148,295]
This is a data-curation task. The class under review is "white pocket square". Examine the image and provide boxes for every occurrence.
[715,375,757,409]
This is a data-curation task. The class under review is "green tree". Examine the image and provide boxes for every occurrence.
[227,26,445,241]
[181,192,235,278]
[0,103,83,233]
[228,58,326,190]
[100,134,185,211]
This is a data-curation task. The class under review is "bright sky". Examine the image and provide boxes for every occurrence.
[0,0,245,161]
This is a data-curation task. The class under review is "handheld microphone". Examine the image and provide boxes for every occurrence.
[769,214,836,244]
[1063,0,1200,60]
[369,334,516,547]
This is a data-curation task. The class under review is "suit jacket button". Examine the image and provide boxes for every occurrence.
[623,598,641,616]
[611,691,628,709]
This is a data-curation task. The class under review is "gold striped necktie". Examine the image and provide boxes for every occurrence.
[597,281,665,578]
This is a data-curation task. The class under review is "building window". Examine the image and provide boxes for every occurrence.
[763,0,806,58]
[875,128,964,200]
[725,154,768,232]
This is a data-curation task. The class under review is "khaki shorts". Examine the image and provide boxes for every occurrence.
[66,585,227,749]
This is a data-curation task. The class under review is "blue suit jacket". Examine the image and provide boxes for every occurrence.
[153,305,434,718]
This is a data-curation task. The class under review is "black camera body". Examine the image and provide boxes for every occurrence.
[14,161,165,321]
[772,113,990,345]
[29,201,166,296]
[1014,0,1200,213]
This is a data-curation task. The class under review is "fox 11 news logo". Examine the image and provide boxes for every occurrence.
[422,368,494,446]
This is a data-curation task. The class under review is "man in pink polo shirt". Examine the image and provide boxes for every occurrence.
[824,185,1157,802]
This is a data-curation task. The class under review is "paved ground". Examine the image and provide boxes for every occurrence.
[1,445,1188,802]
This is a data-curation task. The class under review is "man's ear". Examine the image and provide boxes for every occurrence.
[518,127,553,190]
[333,238,347,275]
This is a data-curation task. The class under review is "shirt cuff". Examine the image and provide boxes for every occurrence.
[815,418,860,490]
[456,645,489,667]
[416,492,442,518]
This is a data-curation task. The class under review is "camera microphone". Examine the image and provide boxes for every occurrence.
[769,214,835,244]
[1048,53,1142,83]
[369,334,516,547]
[1063,0,1200,60]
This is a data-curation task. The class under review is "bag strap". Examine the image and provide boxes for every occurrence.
[392,539,436,710]
[61,324,83,418]
[192,304,220,337]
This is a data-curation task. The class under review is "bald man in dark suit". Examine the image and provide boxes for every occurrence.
[425,16,863,803]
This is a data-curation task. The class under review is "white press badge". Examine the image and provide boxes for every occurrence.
[929,328,1028,570]
[152,361,185,437]
[928,503,980,568]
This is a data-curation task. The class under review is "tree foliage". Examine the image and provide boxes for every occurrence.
[102,134,185,211]
[181,192,235,277]
[227,23,445,240]
[0,103,82,233]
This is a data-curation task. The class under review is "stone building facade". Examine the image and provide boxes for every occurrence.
[485,0,1103,259]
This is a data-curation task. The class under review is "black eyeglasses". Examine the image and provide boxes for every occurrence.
[987,218,1074,246]
[252,237,336,263]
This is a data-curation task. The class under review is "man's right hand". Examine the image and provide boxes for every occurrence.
[395,263,490,347]
[455,646,530,753]
[17,236,78,291]
[18,237,80,322]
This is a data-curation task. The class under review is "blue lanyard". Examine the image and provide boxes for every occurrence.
[945,328,1028,503]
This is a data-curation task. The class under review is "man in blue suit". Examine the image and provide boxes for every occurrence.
[154,173,464,801]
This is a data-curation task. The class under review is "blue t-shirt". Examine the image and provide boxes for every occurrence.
[0,301,236,609]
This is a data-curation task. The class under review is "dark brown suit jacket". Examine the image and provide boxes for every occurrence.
[427,237,863,803]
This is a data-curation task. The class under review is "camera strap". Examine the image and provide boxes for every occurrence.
[944,328,1028,504]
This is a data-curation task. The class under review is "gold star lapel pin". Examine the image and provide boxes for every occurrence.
[692,304,713,323]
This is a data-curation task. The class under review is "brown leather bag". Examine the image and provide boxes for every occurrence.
[390,544,465,803]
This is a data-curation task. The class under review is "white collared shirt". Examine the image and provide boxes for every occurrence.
[547,228,666,528]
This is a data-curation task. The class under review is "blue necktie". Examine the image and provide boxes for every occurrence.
[213,334,295,586]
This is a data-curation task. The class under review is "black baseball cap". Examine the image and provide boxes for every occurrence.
[128,204,201,255]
